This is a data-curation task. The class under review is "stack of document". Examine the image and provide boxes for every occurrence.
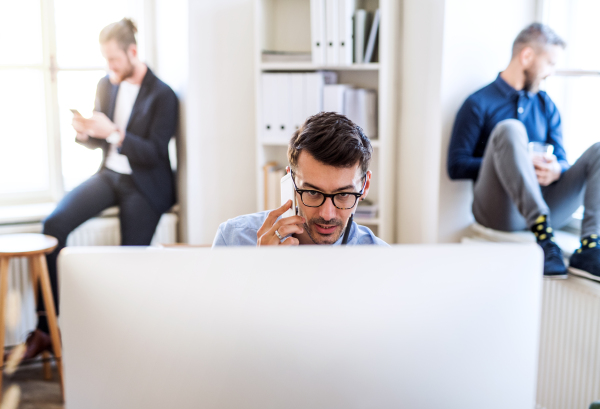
[263,162,286,211]
[323,84,377,139]
[355,202,378,219]
[311,0,380,65]
[261,72,377,142]
[262,51,312,63]
[261,71,336,143]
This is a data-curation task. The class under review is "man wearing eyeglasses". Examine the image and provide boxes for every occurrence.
[213,112,387,246]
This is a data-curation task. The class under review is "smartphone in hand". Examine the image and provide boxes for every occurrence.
[280,172,297,218]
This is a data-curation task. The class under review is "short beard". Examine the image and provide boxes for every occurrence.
[523,67,539,93]
[109,56,135,84]
[298,207,346,245]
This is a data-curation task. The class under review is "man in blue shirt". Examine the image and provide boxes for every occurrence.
[448,23,600,280]
[213,112,387,247]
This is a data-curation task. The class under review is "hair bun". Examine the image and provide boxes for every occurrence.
[121,18,138,34]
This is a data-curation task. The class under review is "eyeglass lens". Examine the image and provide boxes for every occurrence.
[301,191,357,209]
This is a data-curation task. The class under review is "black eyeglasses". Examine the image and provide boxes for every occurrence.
[290,169,367,210]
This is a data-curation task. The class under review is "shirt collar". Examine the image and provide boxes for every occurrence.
[333,219,356,245]
[494,73,535,99]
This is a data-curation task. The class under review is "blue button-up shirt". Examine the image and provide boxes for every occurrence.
[447,73,568,181]
[212,211,388,246]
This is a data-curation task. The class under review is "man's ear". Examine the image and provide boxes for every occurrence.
[520,46,535,67]
[127,43,138,59]
[360,170,372,200]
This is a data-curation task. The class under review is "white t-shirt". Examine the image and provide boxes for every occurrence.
[105,81,140,174]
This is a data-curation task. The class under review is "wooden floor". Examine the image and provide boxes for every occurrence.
[2,362,62,409]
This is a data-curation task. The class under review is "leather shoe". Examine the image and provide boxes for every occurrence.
[4,329,52,363]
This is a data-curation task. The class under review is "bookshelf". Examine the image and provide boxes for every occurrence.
[254,0,400,243]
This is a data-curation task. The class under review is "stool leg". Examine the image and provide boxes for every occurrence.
[42,351,52,380]
[34,255,64,401]
[29,256,51,380]
[28,256,39,305]
[0,257,10,396]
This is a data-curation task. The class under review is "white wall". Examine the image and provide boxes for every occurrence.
[186,0,257,244]
[397,0,536,243]
[397,0,446,244]
[153,0,190,241]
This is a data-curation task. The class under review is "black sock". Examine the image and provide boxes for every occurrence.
[531,215,555,243]
[575,234,600,254]
[37,315,49,334]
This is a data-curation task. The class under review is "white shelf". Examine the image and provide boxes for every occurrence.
[261,139,290,146]
[261,138,380,148]
[260,62,379,71]
[255,0,399,243]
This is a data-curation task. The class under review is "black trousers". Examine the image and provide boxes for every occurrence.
[39,168,162,331]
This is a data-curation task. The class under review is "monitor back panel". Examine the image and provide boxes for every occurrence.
[59,244,542,409]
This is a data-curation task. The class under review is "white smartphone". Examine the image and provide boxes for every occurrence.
[280,172,297,218]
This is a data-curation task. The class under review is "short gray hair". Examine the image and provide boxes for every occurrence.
[512,23,566,57]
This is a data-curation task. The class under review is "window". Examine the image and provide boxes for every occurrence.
[541,0,600,164]
[0,0,148,205]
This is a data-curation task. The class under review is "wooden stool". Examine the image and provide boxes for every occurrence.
[0,234,64,400]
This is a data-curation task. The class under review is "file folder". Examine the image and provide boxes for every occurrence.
[310,0,326,65]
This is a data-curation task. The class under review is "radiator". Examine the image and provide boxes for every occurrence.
[537,276,600,409]
[0,213,178,346]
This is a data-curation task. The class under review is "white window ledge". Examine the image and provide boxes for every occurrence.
[0,203,178,226]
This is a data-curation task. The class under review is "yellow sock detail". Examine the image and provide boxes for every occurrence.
[539,234,547,240]
[535,215,546,224]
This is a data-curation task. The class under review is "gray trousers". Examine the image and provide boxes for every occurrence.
[472,119,600,238]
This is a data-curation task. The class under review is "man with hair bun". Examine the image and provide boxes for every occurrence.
[24,18,178,360]
[448,23,600,281]
[213,112,387,247]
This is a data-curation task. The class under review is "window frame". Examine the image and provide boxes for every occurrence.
[0,0,153,207]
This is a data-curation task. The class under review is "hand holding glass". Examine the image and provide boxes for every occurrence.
[528,142,554,162]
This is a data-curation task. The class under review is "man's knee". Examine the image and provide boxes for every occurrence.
[491,119,528,147]
[42,212,69,242]
[589,142,600,156]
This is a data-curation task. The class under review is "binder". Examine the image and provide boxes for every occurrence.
[261,74,278,141]
[305,72,325,118]
[338,0,356,65]
[276,74,292,141]
[325,0,339,65]
[310,0,326,65]
[344,88,377,138]
[261,73,292,142]
[364,9,380,63]
[354,9,368,63]
[290,74,306,133]
[324,84,351,114]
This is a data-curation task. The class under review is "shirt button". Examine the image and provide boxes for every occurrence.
[518,107,524,114]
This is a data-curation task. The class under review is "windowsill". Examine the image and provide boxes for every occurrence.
[0,202,179,226]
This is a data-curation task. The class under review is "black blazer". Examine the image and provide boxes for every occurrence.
[78,68,178,214]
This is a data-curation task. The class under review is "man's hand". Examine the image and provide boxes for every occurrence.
[257,200,305,246]
[77,111,117,139]
[533,154,562,186]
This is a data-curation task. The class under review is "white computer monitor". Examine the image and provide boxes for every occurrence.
[59,244,542,409]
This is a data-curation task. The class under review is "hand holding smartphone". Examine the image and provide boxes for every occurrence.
[280,172,297,218]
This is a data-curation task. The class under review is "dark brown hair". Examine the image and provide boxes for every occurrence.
[99,18,138,51]
[288,112,372,175]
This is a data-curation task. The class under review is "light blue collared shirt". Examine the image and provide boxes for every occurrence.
[212,211,388,247]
